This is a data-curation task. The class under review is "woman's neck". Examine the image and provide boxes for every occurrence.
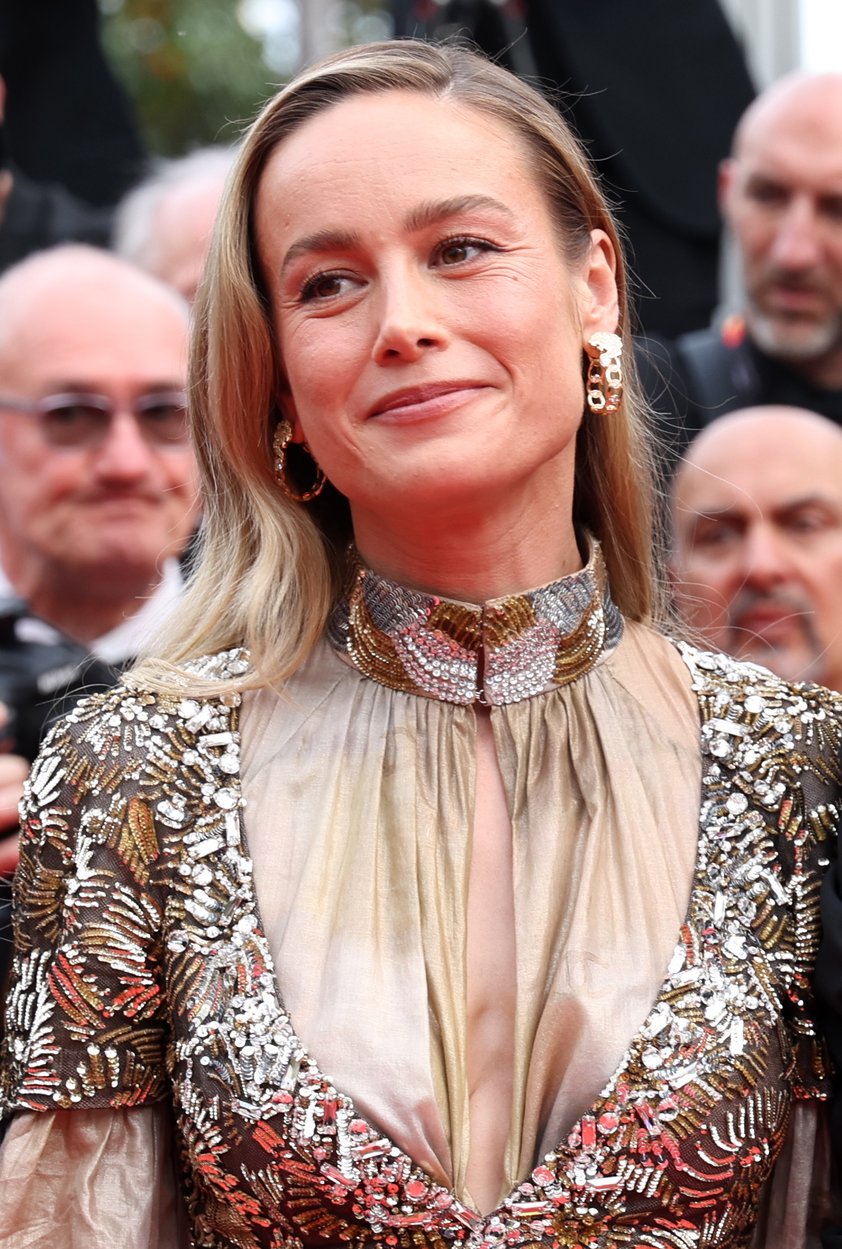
[350,496,583,604]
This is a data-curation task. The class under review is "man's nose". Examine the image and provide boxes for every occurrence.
[741,523,792,588]
[371,267,449,364]
[91,409,156,479]
[769,198,822,271]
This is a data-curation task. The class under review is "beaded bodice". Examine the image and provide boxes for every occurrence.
[2,639,841,1248]
[328,539,623,705]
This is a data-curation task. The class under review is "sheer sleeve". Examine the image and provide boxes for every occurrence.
[1,691,168,1115]
[779,687,842,1103]
[751,1101,837,1249]
[0,1105,184,1247]
[818,853,842,1246]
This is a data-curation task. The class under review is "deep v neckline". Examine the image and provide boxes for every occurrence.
[205,640,757,1228]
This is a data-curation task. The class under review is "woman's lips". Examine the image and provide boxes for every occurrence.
[368,382,489,422]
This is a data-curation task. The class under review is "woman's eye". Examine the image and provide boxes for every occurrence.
[435,237,494,267]
[300,272,354,303]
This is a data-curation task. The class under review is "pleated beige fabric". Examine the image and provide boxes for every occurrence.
[0,1106,182,1247]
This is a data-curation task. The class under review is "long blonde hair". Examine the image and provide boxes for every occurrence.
[137,39,662,694]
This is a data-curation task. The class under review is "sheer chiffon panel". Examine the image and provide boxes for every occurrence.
[0,1104,184,1248]
[500,626,703,1182]
[239,623,703,1209]
[240,653,466,1192]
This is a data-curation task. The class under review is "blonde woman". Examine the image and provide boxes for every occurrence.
[1,40,840,1248]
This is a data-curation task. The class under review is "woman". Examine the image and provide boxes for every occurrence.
[0,39,840,1248]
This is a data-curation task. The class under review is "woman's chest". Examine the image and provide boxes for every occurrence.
[146,642,838,1246]
[154,725,817,1248]
[157,812,807,1249]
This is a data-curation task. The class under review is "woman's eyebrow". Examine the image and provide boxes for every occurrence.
[404,194,517,231]
[281,229,360,278]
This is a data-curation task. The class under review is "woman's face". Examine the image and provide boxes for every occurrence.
[254,90,618,533]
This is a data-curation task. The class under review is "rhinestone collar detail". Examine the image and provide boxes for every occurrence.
[328,538,623,706]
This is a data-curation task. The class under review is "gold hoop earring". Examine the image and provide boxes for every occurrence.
[272,419,326,503]
[585,332,624,415]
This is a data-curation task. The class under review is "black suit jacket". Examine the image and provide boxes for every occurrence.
[0,0,144,207]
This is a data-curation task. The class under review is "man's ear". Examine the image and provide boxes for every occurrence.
[718,158,735,219]
[579,230,620,342]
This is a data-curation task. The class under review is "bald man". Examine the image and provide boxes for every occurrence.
[0,244,199,942]
[0,244,199,645]
[647,74,842,452]
[670,405,842,692]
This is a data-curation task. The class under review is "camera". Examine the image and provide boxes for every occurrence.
[0,596,120,763]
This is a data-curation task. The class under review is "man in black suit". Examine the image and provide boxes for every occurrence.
[652,73,842,454]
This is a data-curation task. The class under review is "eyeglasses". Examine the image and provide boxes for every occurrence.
[0,391,190,449]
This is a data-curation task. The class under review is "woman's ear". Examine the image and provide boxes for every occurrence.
[578,229,620,341]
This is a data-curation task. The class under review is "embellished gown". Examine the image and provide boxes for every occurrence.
[0,544,840,1247]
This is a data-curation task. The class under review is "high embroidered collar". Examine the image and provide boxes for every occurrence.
[327,538,623,706]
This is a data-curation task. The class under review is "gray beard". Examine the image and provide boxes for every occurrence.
[747,305,842,367]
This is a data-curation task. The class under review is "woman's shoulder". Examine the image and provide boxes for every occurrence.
[32,647,252,775]
[622,624,842,778]
[673,640,842,786]
[127,645,253,697]
[675,639,842,716]
[615,623,842,746]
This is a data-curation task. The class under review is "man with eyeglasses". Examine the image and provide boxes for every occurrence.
[0,243,199,1003]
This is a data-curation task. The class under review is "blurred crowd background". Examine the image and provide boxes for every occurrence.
[0,0,831,341]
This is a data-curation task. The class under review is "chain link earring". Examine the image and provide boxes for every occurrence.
[585,332,624,415]
[273,418,326,503]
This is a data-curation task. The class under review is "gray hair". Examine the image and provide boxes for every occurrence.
[112,146,238,271]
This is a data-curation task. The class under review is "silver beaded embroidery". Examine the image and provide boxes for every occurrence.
[328,538,623,706]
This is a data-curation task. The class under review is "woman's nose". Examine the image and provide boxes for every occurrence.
[371,269,449,364]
